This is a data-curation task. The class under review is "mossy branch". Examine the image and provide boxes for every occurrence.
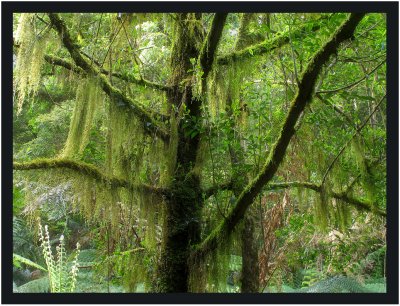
[203,181,234,199]
[13,158,167,195]
[43,52,170,93]
[267,181,386,217]
[217,16,326,66]
[199,13,228,79]
[47,13,169,141]
[202,180,384,216]
[194,13,366,258]
[44,54,85,75]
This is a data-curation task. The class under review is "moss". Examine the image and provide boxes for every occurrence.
[61,77,102,158]
[351,138,376,203]
[216,16,327,66]
[189,226,241,292]
[313,185,329,231]
[14,14,49,113]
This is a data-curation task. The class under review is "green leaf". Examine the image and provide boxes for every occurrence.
[13,253,47,271]
[190,130,199,139]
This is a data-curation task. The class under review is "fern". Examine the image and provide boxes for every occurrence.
[38,222,80,292]
[13,253,47,271]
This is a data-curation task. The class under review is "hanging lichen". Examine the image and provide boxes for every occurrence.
[14,13,49,113]
[61,77,102,158]
[313,184,329,231]
[351,138,376,203]
[333,198,351,232]
[189,226,241,292]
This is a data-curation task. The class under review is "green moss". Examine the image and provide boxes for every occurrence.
[313,185,329,231]
[189,224,241,292]
[62,77,102,158]
[351,138,376,203]
[14,14,49,113]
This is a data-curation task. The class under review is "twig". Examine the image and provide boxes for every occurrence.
[316,60,385,94]
[321,94,386,185]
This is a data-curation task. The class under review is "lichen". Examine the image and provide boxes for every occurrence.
[313,184,329,231]
[14,14,49,113]
[189,225,241,292]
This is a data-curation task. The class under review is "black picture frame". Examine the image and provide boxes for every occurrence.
[2,1,398,304]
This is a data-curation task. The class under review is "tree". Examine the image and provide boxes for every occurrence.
[13,12,386,293]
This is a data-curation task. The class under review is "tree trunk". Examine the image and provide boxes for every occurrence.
[241,214,260,292]
[155,13,204,292]
[226,13,263,293]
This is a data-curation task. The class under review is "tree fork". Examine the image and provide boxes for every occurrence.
[194,13,366,258]
[155,13,227,292]
[47,13,169,141]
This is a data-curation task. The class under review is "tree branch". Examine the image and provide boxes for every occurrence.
[316,59,385,94]
[80,49,170,91]
[194,13,366,258]
[44,54,85,74]
[13,158,167,196]
[216,17,326,66]
[321,94,386,184]
[47,13,169,141]
[266,181,386,217]
[315,93,356,128]
[202,180,234,199]
[202,180,384,217]
[40,53,170,122]
[199,13,228,79]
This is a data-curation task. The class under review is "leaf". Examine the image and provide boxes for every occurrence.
[190,130,199,139]
[13,253,47,271]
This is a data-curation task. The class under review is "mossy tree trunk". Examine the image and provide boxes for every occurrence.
[226,13,263,293]
[156,13,228,292]
[155,13,204,292]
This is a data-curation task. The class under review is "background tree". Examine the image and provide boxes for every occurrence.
[13,12,386,293]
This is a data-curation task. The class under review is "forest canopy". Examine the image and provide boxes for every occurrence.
[12,12,387,293]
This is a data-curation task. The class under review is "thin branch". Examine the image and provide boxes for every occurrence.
[321,94,386,184]
[333,192,385,216]
[315,93,355,128]
[193,13,366,259]
[44,54,85,75]
[14,37,170,92]
[47,13,169,141]
[48,53,170,92]
[198,13,228,79]
[203,180,234,199]
[13,158,168,196]
[316,60,385,94]
[264,181,385,217]
[202,178,385,216]
[90,13,103,68]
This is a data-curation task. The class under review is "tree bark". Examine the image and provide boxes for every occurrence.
[225,13,263,293]
[156,13,226,292]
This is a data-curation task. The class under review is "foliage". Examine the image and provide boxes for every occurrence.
[13,253,47,272]
[38,223,80,292]
[14,277,50,293]
[12,12,386,293]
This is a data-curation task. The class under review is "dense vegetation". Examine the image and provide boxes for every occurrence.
[12,12,386,293]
